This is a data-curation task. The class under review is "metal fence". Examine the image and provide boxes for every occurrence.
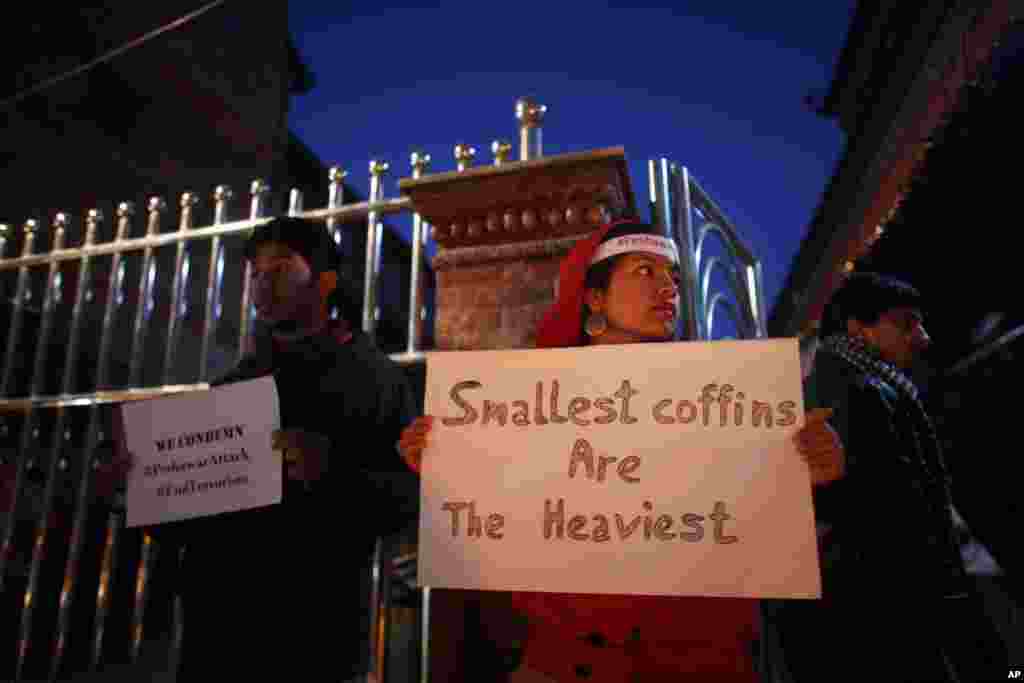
[649,159,767,340]
[0,97,764,682]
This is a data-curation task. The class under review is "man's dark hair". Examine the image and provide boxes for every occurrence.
[244,216,341,275]
[818,272,923,339]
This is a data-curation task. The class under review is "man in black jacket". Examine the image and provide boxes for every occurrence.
[766,272,1006,683]
[108,216,418,681]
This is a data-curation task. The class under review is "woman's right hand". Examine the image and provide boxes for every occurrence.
[398,415,434,474]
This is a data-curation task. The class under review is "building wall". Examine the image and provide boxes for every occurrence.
[2,2,292,225]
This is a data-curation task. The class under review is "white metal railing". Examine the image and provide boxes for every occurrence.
[648,159,767,340]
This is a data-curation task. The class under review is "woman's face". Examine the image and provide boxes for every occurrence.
[585,252,681,344]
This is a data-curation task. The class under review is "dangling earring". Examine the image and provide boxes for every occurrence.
[585,312,608,338]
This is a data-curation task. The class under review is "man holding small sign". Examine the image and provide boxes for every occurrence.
[400,220,844,682]
[104,217,417,682]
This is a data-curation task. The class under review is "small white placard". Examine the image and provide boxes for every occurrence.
[122,376,282,527]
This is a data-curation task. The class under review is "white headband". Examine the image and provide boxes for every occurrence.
[590,234,679,266]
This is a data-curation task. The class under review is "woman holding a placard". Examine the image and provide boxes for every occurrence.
[400,219,844,682]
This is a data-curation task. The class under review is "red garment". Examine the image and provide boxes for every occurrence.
[512,591,759,682]
[535,221,618,349]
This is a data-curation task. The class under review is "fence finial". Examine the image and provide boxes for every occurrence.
[491,140,512,166]
[250,179,270,219]
[116,202,135,240]
[515,96,546,161]
[179,192,198,231]
[84,209,103,246]
[21,220,39,260]
[328,167,348,206]
[146,197,166,236]
[213,185,234,224]
[51,213,68,250]
[410,151,431,178]
[454,144,476,172]
[329,166,348,184]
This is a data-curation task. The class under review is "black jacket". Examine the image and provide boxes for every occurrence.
[762,349,970,683]
[169,328,418,680]
[806,350,965,601]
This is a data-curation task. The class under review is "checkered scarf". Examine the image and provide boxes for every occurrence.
[821,333,964,586]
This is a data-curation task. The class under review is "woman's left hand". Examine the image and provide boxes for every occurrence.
[794,408,845,487]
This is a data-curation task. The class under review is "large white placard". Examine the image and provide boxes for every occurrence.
[122,376,282,528]
[418,339,821,599]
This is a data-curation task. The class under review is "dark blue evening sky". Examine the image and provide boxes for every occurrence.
[287,1,857,321]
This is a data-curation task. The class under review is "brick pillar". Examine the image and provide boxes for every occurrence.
[433,239,568,349]
[402,147,638,351]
